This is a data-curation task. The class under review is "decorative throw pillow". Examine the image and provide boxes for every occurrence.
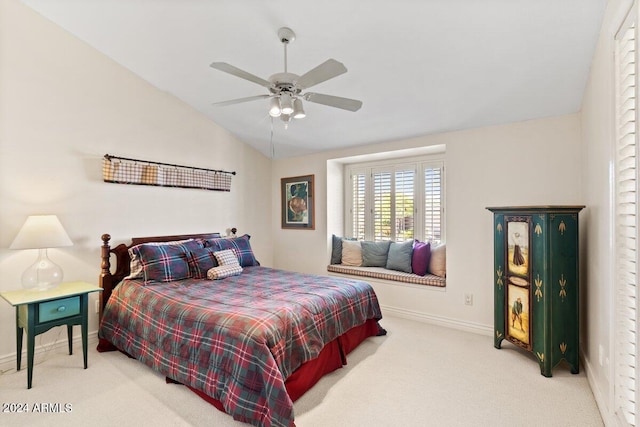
[341,239,363,266]
[330,234,357,264]
[127,239,201,279]
[207,264,243,280]
[412,241,431,276]
[204,234,259,267]
[213,249,241,267]
[386,240,414,273]
[429,243,446,278]
[188,247,219,278]
[361,241,391,267]
[131,241,202,284]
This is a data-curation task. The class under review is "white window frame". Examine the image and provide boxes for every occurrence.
[344,155,445,244]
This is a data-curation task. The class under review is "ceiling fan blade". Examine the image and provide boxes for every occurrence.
[304,92,362,112]
[296,59,347,89]
[212,94,270,106]
[210,62,272,88]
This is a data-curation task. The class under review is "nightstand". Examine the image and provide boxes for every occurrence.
[0,281,102,388]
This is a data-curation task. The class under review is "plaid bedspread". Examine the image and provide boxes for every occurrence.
[99,266,382,427]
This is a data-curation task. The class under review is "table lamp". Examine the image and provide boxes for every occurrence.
[10,215,73,290]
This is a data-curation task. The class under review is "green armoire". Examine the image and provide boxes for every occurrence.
[486,205,584,377]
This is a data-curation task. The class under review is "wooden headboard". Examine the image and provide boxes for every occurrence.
[99,232,221,318]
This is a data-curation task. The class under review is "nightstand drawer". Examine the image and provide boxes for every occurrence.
[39,297,80,322]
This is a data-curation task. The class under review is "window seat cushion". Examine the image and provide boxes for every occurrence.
[327,264,446,287]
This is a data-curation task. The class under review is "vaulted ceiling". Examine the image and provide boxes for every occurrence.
[22,0,606,158]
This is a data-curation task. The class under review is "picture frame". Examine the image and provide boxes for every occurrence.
[281,175,315,230]
[506,218,531,279]
[506,280,531,350]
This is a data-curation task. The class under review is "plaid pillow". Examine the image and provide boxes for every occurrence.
[214,249,240,267]
[188,247,219,278]
[204,234,259,267]
[206,264,243,280]
[127,239,201,279]
[130,240,201,284]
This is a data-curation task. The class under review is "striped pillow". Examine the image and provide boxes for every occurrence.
[207,264,243,280]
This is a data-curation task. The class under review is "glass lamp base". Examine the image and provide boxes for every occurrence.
[21,249,63,290]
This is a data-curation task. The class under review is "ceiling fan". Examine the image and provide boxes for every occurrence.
[210,27,362,125]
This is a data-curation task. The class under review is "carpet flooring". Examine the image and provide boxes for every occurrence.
[0,314,603,426]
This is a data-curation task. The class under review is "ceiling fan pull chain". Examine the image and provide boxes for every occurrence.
[283,41,288,73]
[270,116,275,159]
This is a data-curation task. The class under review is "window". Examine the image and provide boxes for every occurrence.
[346,157,444,244]
[614,5,639,426]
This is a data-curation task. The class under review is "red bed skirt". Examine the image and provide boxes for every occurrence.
[99,319,382,420]
[187,318,381,412]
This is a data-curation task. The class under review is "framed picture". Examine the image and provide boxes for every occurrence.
[506,217,531,279]
[281,175,315,230]
[506,281,531,350]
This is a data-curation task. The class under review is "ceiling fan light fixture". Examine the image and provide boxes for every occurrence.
[293,98,306,119]
[210,27,363,126]
[280,93,294,115]
[269,97,282,117]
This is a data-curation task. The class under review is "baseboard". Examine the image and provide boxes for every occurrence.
[381,304,493,336]
[0,330,99,373]
[581,351,615,426]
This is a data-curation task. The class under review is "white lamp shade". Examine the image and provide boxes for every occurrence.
[280,93,294,115]
[10,215,73,250]
[293,98,306,119]
[269,97,282,117]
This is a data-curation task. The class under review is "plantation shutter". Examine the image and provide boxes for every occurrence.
[345,156,444,243]
[395,168,415,242]
[424,163,443,245]
[614,7,639,426]
[373,171,392,241]
[351,171,366,240]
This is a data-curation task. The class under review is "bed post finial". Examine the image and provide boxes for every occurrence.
[99,234,114,321]
[101,234,111,276]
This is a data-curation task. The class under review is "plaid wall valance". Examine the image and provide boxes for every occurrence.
[102,154,235,192]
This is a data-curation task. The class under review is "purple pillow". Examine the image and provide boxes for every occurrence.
[412,241,431,276]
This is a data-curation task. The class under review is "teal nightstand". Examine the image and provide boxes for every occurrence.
[0,281,102,388]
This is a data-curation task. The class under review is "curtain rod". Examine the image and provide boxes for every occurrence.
[104,154,236,176]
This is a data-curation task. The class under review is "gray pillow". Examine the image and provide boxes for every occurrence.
[361,241,391,267]
[331,234,356,264]
[386,240,414,273]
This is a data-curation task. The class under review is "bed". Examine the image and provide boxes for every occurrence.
[97,232,385,427]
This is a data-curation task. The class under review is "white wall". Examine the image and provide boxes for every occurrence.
[0,0,272,362]
[579,0,632,423]
[272,114,582,331]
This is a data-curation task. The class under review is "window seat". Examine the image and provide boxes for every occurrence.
[327,264,446,288]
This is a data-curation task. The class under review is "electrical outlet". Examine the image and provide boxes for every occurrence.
[464,293,473,306]
[94,300,100,314]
